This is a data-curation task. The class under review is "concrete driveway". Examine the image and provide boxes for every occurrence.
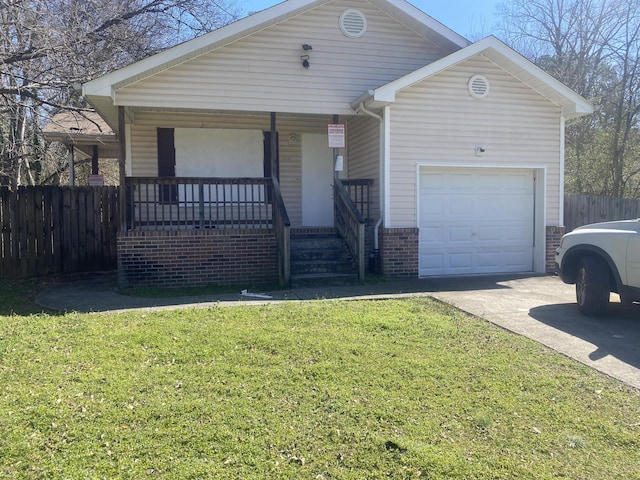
[36,273,639,389]
[424,275,640,389]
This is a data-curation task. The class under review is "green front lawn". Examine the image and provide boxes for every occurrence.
[0,280,638,478]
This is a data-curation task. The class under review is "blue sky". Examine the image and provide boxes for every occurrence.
[241,0,501,38]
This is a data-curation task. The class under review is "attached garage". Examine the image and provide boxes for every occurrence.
[418,166,541,276]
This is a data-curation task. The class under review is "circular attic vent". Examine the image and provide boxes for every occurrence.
[340,9,367,38]
[468,74,490,99]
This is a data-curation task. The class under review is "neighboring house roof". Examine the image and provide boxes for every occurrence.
[82,0,470,129]
[43,111,118,158]
[352,36,593,120]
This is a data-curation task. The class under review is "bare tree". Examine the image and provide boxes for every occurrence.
[0,0,240,189]
[496,0,640,198]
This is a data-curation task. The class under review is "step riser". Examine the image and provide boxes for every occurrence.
[290,232,358,286]
[291,250,352,263]
[292,261,355,275]
[291,239,345,250]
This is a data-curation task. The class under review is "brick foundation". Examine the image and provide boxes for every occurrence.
[545,226,565,274]
[118,229,278,288]
[379,227,419,278]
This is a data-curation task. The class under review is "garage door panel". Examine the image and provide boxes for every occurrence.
[421,172,446,190]
[476,174,500,189]
[420,198,445,217]
[477,251,500,267]
[420,227,444,245]
[449,252,473,269]
[450,174,475,190]
[420,253,444,272]
[419,167,535,276]
[449,198,474,215]
[449,226,474,242]
[505,250,531,267]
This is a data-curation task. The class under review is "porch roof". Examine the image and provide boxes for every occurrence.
[43,111,119,159]
[351,36,593,121]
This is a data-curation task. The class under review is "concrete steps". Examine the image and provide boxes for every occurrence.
[290,229,358,288]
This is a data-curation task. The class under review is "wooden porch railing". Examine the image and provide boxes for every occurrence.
[342,179,373,221]
[271,177,291,286]
[125,176,290,286]
[334,178,366,283]
[126,177,276,231]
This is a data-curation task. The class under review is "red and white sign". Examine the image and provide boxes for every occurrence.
[328,124,345,148]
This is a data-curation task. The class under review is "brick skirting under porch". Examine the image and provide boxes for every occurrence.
[118,229,278,288]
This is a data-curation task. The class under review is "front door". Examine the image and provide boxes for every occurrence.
[302,133,334,227]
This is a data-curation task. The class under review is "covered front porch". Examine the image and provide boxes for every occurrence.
[118,175,373,288]
[112,108,381,288]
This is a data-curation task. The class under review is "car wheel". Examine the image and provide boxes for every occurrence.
[576,256,610,316]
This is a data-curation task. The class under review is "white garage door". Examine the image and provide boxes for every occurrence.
[419,167,535,276]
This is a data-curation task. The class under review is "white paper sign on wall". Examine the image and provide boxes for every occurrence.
[328,124,345,148]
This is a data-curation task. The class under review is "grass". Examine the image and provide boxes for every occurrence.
[1,279,639,478]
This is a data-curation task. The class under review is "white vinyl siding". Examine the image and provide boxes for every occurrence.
[115,0,453,115]
[347,115,380,219]
[130,125,157,176]
[388,56,562,228]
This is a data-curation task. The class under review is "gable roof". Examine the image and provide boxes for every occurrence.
[83,0,468,99]
[352,36,593,120]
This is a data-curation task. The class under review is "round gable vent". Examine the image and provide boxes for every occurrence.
[468,74,490,99]
[339,9,367,38]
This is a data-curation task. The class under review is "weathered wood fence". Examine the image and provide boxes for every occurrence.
[0,186,119,278]
[564,194,640,231]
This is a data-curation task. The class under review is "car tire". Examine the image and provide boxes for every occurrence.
[576,256,610,316]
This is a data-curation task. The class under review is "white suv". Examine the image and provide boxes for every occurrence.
[555,219,640,316]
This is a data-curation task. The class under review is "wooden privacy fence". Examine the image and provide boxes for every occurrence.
[0,186,119,278]
[564,194,640,231]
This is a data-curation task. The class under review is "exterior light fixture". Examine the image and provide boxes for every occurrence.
[301,55,310,69]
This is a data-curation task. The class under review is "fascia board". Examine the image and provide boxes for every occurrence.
[480,39,593,115]
[371,0,470,48]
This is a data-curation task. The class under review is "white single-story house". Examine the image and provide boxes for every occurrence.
[82,0,592,288]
